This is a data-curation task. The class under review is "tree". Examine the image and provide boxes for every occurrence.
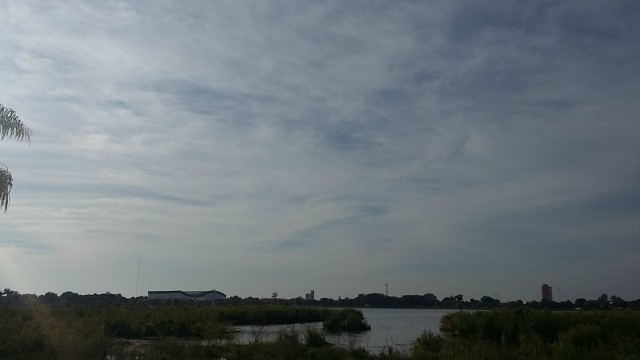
[0,104,31,212]
[41,292,59,305]
[480,295,500,307]
[0,288,20,304]
[610,295,626,308]
[598,293,608,303]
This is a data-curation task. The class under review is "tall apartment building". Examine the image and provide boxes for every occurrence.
[305,290,315,301]
[541,284,553,301]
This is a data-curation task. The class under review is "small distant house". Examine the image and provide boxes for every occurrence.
[148,290,226,303]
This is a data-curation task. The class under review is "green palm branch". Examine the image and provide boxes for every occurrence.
[0,164,12,212]
[0,104,31,212]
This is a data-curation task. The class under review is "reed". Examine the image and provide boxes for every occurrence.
[1,304,637,359]
[437,309,640,359]
[323,308,371,333]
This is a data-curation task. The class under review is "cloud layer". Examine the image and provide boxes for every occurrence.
[1,1,638,301]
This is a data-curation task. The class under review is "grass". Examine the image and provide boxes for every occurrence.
[323,308,372,333]
[0,304,638,359]
[435,309,640,360]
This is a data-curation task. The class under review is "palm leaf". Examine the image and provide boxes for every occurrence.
[1,103,30,212]
[0,165,12,212]
[0,104,32,142]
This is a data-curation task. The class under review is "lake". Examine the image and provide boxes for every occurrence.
[235,308,457,353]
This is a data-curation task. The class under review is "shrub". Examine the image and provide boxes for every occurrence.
[557,324,602,352]
[275,327,301,348]
[323,309,371,333]
[304,327,330,347]
[412,331,443,355]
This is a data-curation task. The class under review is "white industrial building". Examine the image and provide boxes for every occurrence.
[148,290,226,303]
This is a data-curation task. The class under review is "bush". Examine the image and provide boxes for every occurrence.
[275,327,301,348]
[323,309,371,333]
[439,309,640,360]
[412,331,443,356]
[304,327,330,347]
[557,324,602,352]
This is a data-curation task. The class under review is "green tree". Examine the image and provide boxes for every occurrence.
[0,104,31,212]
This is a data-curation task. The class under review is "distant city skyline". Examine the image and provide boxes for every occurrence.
[6,284,634,304]
[1,1,639,301]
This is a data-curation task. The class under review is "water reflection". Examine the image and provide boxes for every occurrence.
[234,308,456,353]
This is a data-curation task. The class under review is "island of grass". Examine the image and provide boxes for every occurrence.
[101,304,370,338]
[323,308,371,333]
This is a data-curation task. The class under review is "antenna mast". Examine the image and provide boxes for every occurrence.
[136,257,141,297]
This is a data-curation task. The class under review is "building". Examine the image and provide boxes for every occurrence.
[148,290,226,303]
[541,284,553,302]
[305,290,315,301]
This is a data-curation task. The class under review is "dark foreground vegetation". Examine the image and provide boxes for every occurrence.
[434,310,640,360]
[0,302,370,359]
[1,299,639,360]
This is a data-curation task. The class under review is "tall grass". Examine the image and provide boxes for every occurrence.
[1,304,638,359]
[0,304,108,360]
[323,308,372,333]
[437,310,640,359]
[88,304,334,339]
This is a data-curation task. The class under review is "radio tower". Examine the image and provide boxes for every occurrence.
[136,257,141,297]
[385,283,388,297]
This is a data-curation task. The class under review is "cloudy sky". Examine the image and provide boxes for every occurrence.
[1,1,638,301]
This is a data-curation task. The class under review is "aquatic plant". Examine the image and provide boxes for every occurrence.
[323,308,371,333]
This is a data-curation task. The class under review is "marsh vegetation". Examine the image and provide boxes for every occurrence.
[0,302,638,359]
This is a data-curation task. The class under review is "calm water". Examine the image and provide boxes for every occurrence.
[235,308,456,353]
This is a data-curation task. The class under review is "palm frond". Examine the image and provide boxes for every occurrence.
[0,104,32,142]
[0,165,13,212]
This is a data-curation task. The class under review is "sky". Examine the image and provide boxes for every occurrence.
[1,0,638,302]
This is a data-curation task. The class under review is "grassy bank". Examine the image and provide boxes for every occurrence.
[0,303,370,359]
[433,309,640,360]
[1,304,638,359]
[105,310,640,360]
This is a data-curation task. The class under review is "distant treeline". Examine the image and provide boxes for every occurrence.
[2,288,639,310]
[278,292,640,311]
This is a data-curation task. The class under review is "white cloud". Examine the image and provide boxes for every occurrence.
[0,1,638,300]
